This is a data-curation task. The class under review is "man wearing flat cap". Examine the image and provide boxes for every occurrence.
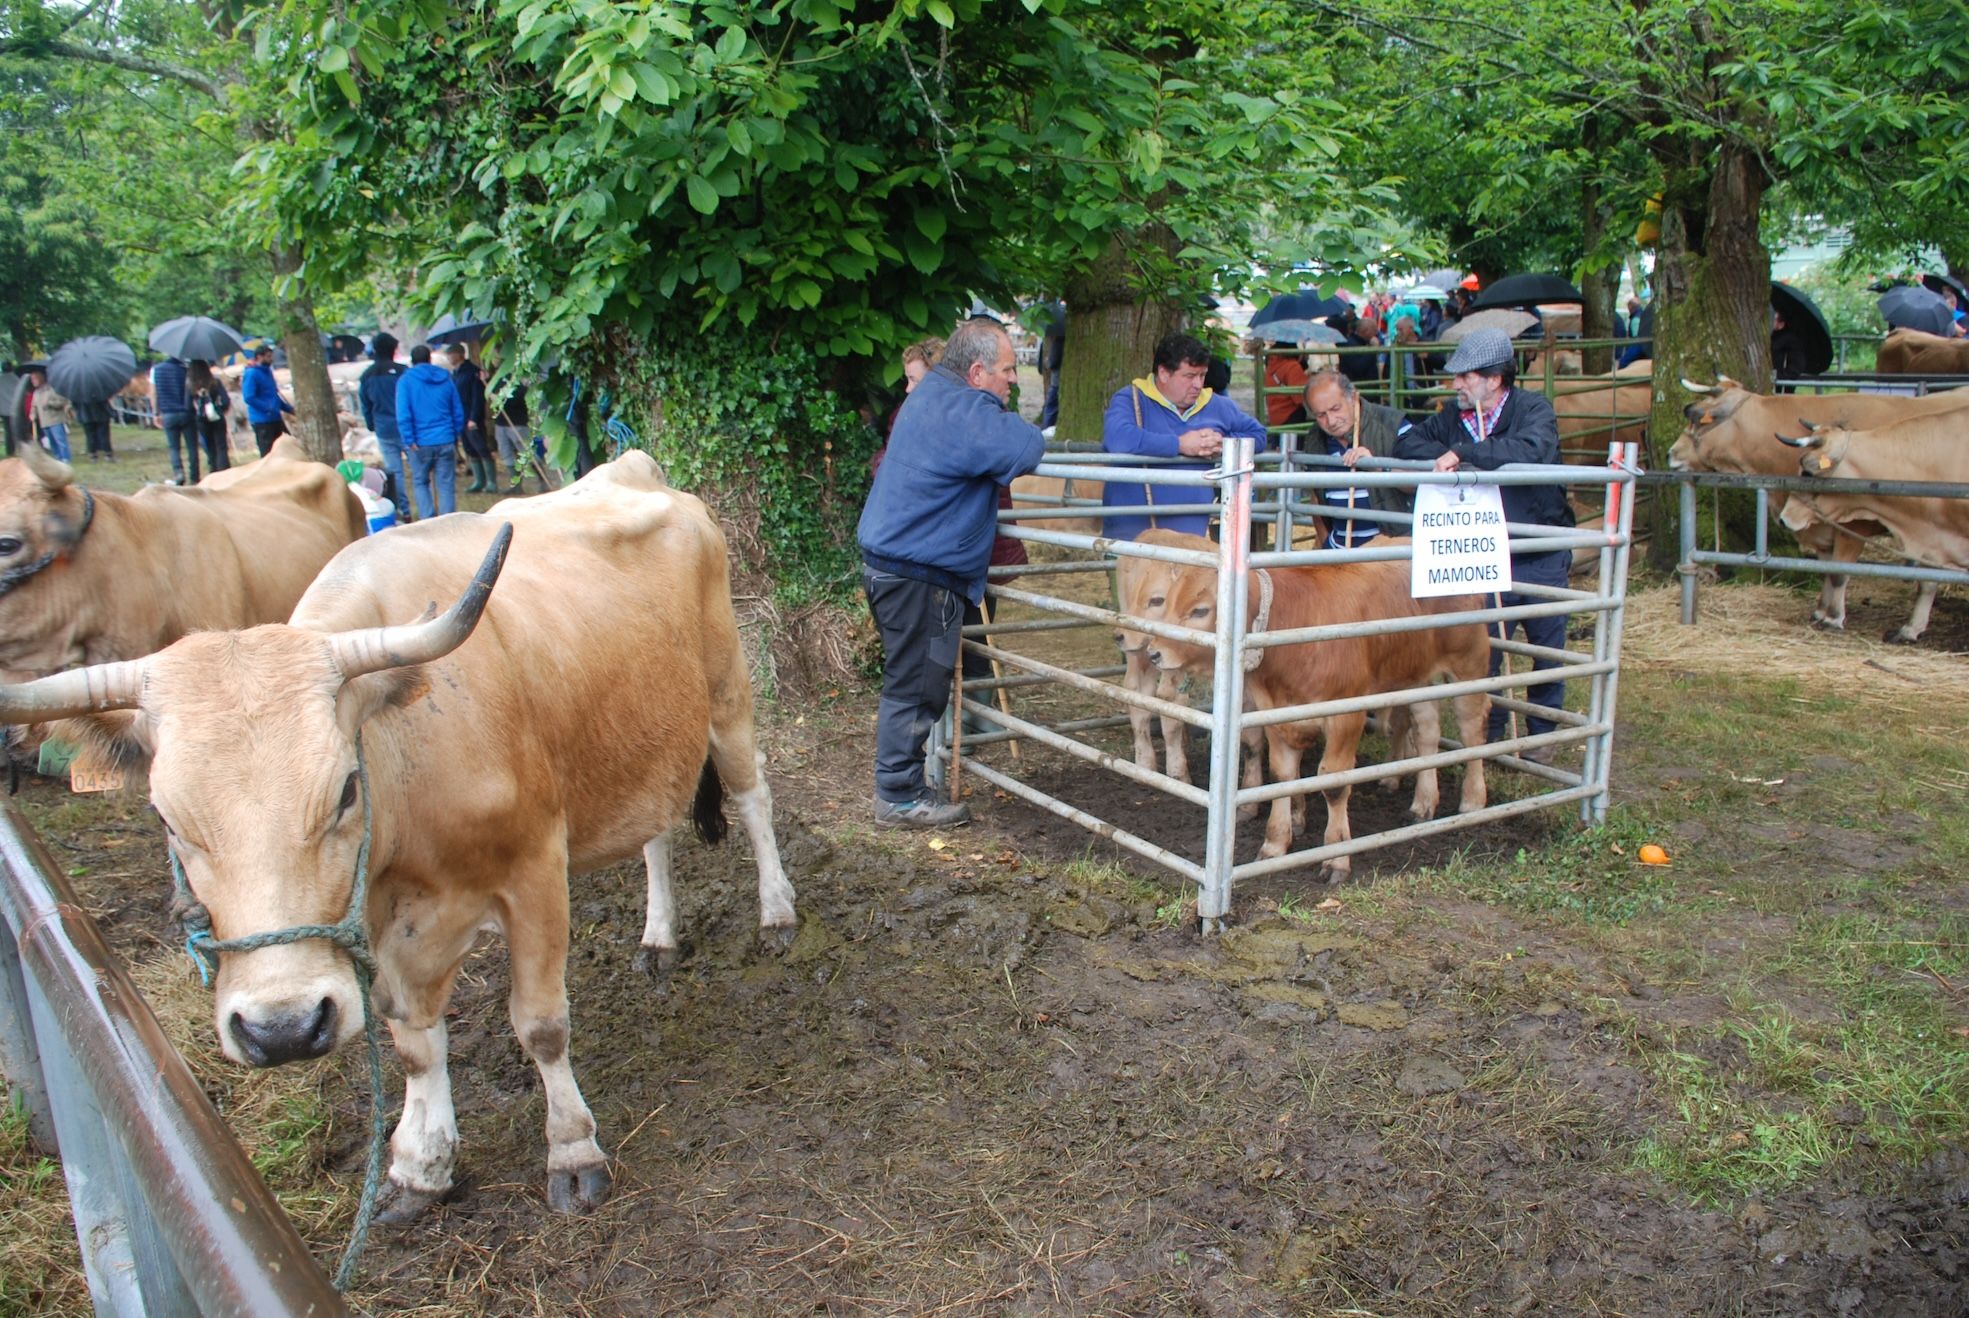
[1394,327,1574,763]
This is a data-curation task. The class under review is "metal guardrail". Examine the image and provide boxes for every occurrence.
[0,799,345,1316]
[1660,471,1969,626]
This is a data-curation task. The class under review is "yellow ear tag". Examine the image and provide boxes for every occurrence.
[69,747,128,794]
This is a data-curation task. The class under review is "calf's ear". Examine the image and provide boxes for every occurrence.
[334,667,431,741]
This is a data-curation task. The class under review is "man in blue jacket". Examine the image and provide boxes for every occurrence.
[240,344,295,456]
[395,344,464,519]
[358,332,410,517]
[857,316,1046,828]
[151,356,192,484]
[1100,332,1268,539]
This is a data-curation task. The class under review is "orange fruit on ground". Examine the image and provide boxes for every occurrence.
[1638,843,1669,866]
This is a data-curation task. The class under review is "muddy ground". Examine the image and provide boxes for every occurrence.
[17,680,1965,1317]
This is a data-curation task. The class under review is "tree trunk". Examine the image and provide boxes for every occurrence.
[1579,119,1617,376]
[270,244,343,465]
[1646,143,1770,568]
[1057,228,1189,447]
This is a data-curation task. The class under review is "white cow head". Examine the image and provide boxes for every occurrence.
[0,523,513,1067]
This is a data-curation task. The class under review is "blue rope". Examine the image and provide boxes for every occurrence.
[172,736,389,1291]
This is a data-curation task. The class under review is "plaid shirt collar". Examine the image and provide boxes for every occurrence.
[1458,389,1510,443]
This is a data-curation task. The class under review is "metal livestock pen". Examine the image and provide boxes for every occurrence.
[938,437,1641,932]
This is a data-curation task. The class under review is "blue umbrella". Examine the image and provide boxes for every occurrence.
[1879,285,1953,336]
[1252,287,1349,329]
[149,316,246,363]
[47,336,138,403]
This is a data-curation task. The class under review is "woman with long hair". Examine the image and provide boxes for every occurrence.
[184,359,231,476]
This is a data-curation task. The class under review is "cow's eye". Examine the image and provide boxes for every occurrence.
[0,536,21,556]
[1189,604,1212,618]
[338,771,359,815]
[1147,596,1164,608]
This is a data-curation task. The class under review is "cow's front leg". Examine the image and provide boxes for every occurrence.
[1453,692,1489,814]
[1403,699,1442,821]
[1121,649,1158,772]
[506,879,609,1214]
[1258,731,1302,860]
[379,1016,458,1224]
[1316,713,1367,883]
[1155,666,1191,782]
[1236,723,1263,821]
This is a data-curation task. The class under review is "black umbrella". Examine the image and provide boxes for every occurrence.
[1770,282,1832,375]
[1921,273,1968,310]
[1252,286,1349,328]
[149,316,246,363]
[321,333,368,363]
[1470,273,1583,310]
[1879,285,1953,336]
[428,311,500,347]
[46,336,138,403]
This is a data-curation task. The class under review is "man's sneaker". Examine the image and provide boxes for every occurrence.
[874,793,972,830]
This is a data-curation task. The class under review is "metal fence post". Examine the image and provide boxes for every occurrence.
[1198,434,1254,932]
[1274,430,1297,551]
[0,914,55,1150]
[1678,479,1699,625]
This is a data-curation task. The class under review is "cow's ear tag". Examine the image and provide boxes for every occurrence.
[69,745,127,794]
[1812,454,1834,474]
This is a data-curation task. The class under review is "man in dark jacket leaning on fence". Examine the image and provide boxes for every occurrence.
[857,316,1047,829]
[1393,327,1574,760]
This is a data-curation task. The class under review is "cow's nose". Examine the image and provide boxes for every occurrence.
[1146,648,1163,668]
[229,998,339,1067]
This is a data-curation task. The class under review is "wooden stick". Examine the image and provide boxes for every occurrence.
[948,663,964,804]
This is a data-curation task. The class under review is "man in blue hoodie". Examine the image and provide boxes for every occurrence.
[395,343,464,518]
[240,344,295,456]
[357,332,410,517]
[857,316,1046,829]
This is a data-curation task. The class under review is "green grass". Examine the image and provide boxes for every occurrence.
[1417,811,1678,926]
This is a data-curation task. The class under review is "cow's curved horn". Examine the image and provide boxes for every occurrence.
[1797,418,1821,433]
[329,522,514,679]
[1776,431,1821,449]
[14,441,74,490]
[0,660,146,725]
[1680,378,1719,395]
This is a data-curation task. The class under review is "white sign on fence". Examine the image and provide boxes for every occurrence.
[1410,483,1513,597]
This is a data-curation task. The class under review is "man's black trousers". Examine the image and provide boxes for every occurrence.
[1489,549,1573,742]
[863,565,964,804]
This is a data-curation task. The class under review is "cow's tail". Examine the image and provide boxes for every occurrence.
[692,757,728,845]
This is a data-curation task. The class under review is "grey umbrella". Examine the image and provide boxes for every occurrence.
[149,316,247,363]
[1441,309,1539,343]
[46,336,139,403]
[1253,320,1345,346]
[1878,285,1953,336]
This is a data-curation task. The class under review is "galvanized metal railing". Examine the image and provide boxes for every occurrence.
[952,438,1639,930]
[0,799,345,1316]
[1665,471,1969,625]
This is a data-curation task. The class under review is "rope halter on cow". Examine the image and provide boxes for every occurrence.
[0,488,94,599]
[169,734,387,1291]
[1243,568,1274,673]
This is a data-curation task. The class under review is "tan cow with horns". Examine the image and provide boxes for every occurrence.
[0,453,797,1221]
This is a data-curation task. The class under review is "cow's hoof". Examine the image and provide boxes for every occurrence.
[376,1181,447,1226]
[1318,862,1351,885]
[758,922,798,956]
[632,945,681,980]
[546,1162,612,1215]
[1407,804,1436,823]
[1257,841,1288,860]
[1810,614,1845,632]
[1884,628,1918,646]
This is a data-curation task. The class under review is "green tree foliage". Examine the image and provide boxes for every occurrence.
[232,0,1375,605]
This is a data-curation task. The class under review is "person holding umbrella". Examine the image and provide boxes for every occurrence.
[74,394,114,462]
[29,369,73,461]
[184,360,232,474]
[151,356,193,483]
[45,335,136,462]
[241,343,295,455]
